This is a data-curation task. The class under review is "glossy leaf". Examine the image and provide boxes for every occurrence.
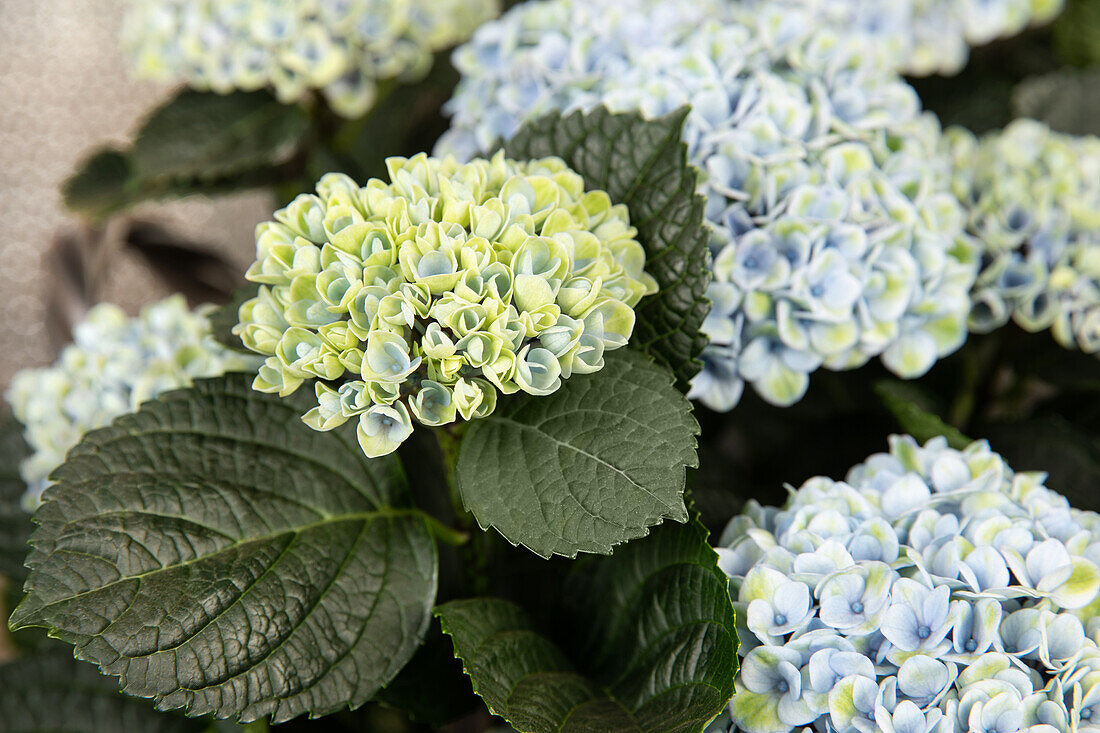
[132,89,307,184]
[456,350,698,558]
[436,516,737,733]
[505,106,711,391]
[10,376,437,723]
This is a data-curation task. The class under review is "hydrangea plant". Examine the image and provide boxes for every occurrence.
[5,296,258,508]
[712,434,1100,733]
[121,0,499,118]
[437,0,979,411]
[4,108,723,729]
[233,152,657,458]
[734,0,1066,77]
[945,119,1100,356]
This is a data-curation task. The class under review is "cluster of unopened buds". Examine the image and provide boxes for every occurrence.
[233,153,656,458]
[438,0,978,411]
[6,296,257,508]
[121,0,499,117]
[709,434,1100,733]
[945,119,1100,356]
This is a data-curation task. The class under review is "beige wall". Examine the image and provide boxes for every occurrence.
[0,0,272,391]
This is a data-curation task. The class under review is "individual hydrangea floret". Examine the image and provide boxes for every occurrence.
[945,119,1100,356]
[438,0,979,411]
[121,0,500,117]
[233,153,657,459]
[709,434,1100,733]
[733,0,1066,77]
[5,296,259,508]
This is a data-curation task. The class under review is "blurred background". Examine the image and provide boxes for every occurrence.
[0,0,272,390]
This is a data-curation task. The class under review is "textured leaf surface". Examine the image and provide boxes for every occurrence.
[436,517,737,733]
[876,381,971,450]
[0,650,205,733]
[505,107,711,391]
[10,376,438,723]
[456,350,698,558]
[132,89,307,183]
[0,410,31,582]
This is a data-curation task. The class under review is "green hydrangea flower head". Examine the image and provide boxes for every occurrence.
[121,0,500,117]
[6,296,260,508]
[234,152,658,458]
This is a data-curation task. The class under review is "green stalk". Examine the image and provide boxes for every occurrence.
[433,424,491,595]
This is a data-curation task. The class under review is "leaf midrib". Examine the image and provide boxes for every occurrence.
[484,415,680,517]
[12,508,426,627]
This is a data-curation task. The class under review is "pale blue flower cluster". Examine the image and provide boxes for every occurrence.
[711,435,1100,733]
[121,0,499,117]
[732,0,1066,77]
[437,0,979,411]
[5,296,259,508]
[945,120,1100,356]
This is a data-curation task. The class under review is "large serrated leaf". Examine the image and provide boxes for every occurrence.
[0,649,205,733]
[132,89,307,184]
[504,106,711,391]
[0,410,31,583]
[9,376,438,724]
[436,516,737,733]
[455,350,698,559]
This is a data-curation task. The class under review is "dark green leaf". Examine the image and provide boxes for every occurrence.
[504,106,711,391]
[61,149,135,220]
[10,376,438,724]
[436,516,737,733]
[876,381,971,450]
[374,620,480,727]
[456,350,698,558]
[1013,68,1100,135]
[0,410,31,583]
[132,90,307,184]
[0,649,206,733]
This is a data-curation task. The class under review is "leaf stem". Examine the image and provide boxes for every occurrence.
[432,425,491,595]
[423,514,469,547]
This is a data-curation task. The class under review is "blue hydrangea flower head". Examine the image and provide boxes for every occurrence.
[732,0,1066,77]
[711,435,1100,733]
[946,120,1100,357]
[121,0,500,117]
[6,296,259,508]
[439,0,980,412]
[234,153,657,458]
